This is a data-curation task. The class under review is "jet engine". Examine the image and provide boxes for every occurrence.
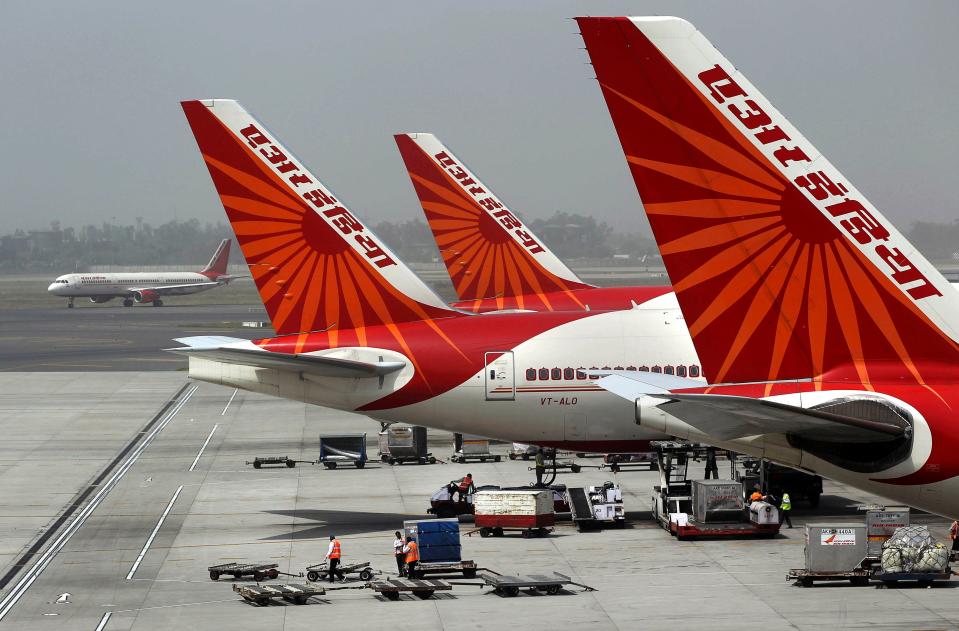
[133,289,159,303]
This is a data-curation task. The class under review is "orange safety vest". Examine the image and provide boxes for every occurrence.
[405,541,419,563]
[749,492,763,502]
[329,539,341,559]
[458,477,472,492]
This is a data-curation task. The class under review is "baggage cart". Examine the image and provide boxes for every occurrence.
[477,570,596,597]
[245,455,312,469]
[319,433,367,469]
[786,567,872,587]
[208,562,280,581]
[368,578,452,601]
[378,426,436,465]
[861,505,910,560]
[410,560,478,579]
[233,582,324,606]
[403,518,465,568]
[426,483,570,518]
[305,561,376,582]
[451,433,500,463]
[567,483,625,531]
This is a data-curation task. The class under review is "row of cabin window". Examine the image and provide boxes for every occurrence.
[524,365,701,381]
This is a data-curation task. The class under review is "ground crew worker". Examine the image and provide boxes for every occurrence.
[535,448,546,487]
[779,493,793,528]
[950,520,958,551]
[403,536,419,578]
[749,485,764,503]
[704,447,719,479]
[325,534,342,583]
[449,473,474,502]
[393,531,406,576]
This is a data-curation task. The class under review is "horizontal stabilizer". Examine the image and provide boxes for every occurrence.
[167,339,405,378]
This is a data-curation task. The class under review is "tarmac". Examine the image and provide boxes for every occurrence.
[0,372,956,630]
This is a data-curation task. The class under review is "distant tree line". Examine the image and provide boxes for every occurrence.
[5,213,957,273]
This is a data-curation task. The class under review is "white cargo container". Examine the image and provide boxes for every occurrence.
[474,490,555,535]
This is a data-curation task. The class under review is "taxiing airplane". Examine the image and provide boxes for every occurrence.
[48,238,235,308]
[578,16,959,518]
[172,98,701,453]
[394,132,664,313]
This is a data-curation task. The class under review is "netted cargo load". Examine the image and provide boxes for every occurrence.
[880,525,949,573]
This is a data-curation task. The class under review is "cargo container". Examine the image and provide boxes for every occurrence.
[403,519,461,563]
[692,480,744,523]
[378,426,435,465]
[804,523,868,573]
[473,490,554,537]
[865,507,910,559]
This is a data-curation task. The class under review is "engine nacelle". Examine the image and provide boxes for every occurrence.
[89,296,114,304]
[133,289,159,303]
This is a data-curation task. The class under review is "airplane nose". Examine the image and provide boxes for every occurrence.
[47,282,59,294]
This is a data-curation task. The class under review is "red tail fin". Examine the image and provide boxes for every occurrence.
[181,100,459,335]
[578,17,959,387]
[394,133,591,307]
[201,238,231,277]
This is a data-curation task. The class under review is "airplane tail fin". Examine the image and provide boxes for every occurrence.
[201,238,231,277]
[394,133,592,308]
[577,16,959,387]
[181,100,460,335]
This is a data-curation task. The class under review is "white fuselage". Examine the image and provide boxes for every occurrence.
[184,298,959,518]
[48,272,219,298]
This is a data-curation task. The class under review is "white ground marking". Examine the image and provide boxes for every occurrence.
[188,424,219,472]
[0,385,197,622]
[220,388,238,415]
[94,611,112,631]
[125,485,184,580]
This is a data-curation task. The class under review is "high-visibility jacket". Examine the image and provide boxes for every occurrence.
[780,494,791,511]
[749,491,763,502]
[457,477,472,492]
[329,539,341,559]
[950,521,958,540]
[404,541,419,563]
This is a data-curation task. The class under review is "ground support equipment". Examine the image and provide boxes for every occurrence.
[367,578,452,600]
[787,568,872,587]
[305,561,376,582]
[872,569,953,587]
[209,562,283,581]
[232,583,324,606]
[468,525,553,539]
[477,571,595,597]
[566,484,625,531]
[450,433,501,463]
[409,560,478,579]
[246,456,311,469]
[319,433,368,469]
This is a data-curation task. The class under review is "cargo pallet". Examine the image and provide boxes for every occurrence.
[872,570,953,587]
[787,568,872,587]
[233,583,324,606]
[305,561,376,582]
[368,578,452,601]
[209,562,287,581]
[409,560,478,579]
[477,570,595,597]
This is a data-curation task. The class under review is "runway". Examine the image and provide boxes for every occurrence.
[0,373,955,630]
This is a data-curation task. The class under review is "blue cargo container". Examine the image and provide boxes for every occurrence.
[403,519,461,563]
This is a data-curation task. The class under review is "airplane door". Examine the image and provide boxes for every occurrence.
[484,351,515,401]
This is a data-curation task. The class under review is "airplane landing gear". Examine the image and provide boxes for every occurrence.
[123,299,134,307]
[152,299,164,307]
[67,298,74,309]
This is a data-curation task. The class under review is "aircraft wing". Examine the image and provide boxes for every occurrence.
[167,337,405,378]
[595,374,908,444]
[128,281,222,295]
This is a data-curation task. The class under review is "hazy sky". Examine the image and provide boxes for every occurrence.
[2,1,957,235]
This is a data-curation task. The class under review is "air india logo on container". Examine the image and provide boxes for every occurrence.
[820,528,856,546]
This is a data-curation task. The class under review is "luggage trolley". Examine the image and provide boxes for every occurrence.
[304,561,376,582]
[451,433,501,463]
[233,583,324,606]
[319,433,368,469]
[477,570,596,597]
[378,426,436,465]
[209,562,281,581]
